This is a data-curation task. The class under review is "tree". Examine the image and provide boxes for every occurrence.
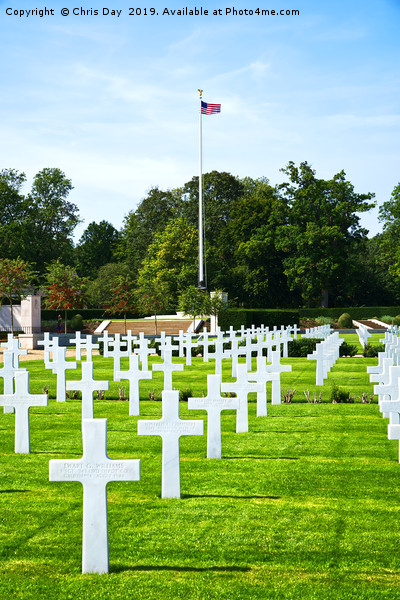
[135,279,173,335]
[378,182,400,277]
[115,187,182,277]
[181,171,245,246]
[27,168,80,272]
[225,177,292,307]
[275,161,375,307]
[136,218,198,305]
[0,169,32,261]
[0,168,80,275]
[0,258,36,333]
[43,260,87,334]
[75,221,119,279]
[104,273,136,335]
[178,286,211,330]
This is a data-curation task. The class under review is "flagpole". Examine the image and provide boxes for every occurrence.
[198,88,206,290]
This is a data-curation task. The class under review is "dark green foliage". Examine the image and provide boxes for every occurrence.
[393,315,400,326]
[338,313,353,328]
[363,343,386,357]
[75,220,119,279]
[339,341,358,357]
[300,306,400,320]
[218,308,299,331]
[178,387,193,402]
[287,338,319,357]
[70,314,83,331]
[330,383,353,403]
[41,308,139,321]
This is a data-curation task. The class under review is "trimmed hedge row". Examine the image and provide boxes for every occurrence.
[299,306,400,320]
[41,309,140,321]
[218,309,300,331]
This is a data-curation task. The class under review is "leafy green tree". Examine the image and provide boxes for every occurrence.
[43,260,87,334]
[136,218,198,305]
[178,286,211,328]
[105,273,136,334]
[181,171,244,246]
[0,258,36,333]
[87,263,131,310]
[135,279,173,335]
[27,168,80,272]
[0,168,80,275]
[75,221,119,279]
[116,187,182,277]
[0,169,32,261]
[275,161,375,307]
[225,177,292,307]
[378,182,400,277]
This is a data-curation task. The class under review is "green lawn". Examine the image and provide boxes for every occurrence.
[1,343,400,599]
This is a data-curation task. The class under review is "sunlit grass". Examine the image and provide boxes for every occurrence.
[1,338,399,599]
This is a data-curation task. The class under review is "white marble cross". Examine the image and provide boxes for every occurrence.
[122,330,137,353]
[152,350,184,390]
[208,332,231,375]
[229,337,242,378]
[221,364,263,433]
[266,349,292,404]
[71,332,99,362]
[133,333,153,372]
[173,330,186,358]
[0,371,47,453]
[197,329,210,362]
[38,333,59,364]
[157,335,179,359]
[107,334,130,379]
[1,350,27,414]
[180,333,199,366]
[115,354,152,416]
[49,418,141,574]
[66,362,108,420]
[98,330,112,358]
[47,347,77,402]
[137,390,203,498]
[248,355,274,416]
[374,366,400,417]
[1,334,27,368]
[188,374,239,459]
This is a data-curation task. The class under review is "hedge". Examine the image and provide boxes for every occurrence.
[299,306,400,321]
[218,309,300,331]
[41,309,140,322]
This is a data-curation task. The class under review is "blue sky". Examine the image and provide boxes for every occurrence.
[0,0,399,240]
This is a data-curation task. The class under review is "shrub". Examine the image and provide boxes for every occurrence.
[287,338,319,357]
[330,383,353,403]
[339,342,358,357]
[337,313,353,328]
[70,314,84,331]
[179,388,193,402]
[315,316,335,326]
[363,343,386,358]
[393,315,400,326]
[380,315,394,324]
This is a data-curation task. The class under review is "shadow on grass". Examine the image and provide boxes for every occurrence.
[183,494,281,500]
[112,564,251,573]
[0,489,30,494]
[225,456,299,460]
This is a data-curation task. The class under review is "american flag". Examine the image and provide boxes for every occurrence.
[201,101,221,115]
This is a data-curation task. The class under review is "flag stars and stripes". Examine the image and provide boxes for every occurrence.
[201,101,221,114]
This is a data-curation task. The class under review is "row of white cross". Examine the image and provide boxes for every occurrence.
[369,327,400,459]
[0,325,298,574]
[306,330,344,386]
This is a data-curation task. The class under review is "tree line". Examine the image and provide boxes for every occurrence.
[1,162,399,313]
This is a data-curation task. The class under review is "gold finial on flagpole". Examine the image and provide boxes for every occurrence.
[198,89,203,98]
